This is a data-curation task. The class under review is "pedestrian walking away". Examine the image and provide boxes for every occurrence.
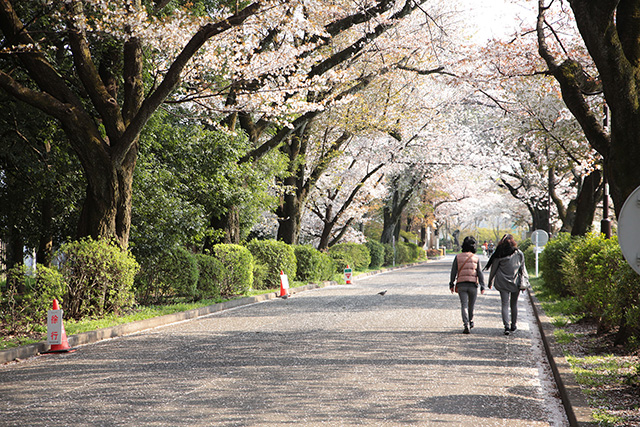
[484,234,529,335]
[449,236,485,334]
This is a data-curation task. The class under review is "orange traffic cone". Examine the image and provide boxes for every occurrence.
[279,270,289,298]
[43,299,76,354]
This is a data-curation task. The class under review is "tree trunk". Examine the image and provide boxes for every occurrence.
[537,1,640,216]
[75,138,138,248]
[381,194,401,244]
[36,196,54,267]
[317,205,333,251]
[276,191,303,244]
[571,169,602,236]
[530,206,550,233]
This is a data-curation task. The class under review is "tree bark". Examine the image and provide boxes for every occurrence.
[571,169,602,236]
[537,0,640,215]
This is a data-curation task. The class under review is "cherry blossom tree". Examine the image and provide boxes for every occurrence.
[536,0,640,216]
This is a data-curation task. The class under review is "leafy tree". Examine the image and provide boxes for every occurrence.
[0,1,260,248]
[0,98,83,268]
[130,109,283,264]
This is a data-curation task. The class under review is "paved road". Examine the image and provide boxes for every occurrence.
[0,257,569,426]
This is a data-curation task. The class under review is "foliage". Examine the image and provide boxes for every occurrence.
[365,240,385,269]
[58,238,139,319]
[294,245,335,283]
[562,235,640,338]
[195,254,224,300]
[523,246,536,275]
[0,98,84,267]
[210,244,253,297]
[540,233,576,296]
[383,243,395,266]
[427,248,441,258]
[328,242,371,272]
[246,240,296,290]
[1,264,65,335]
[156,247,200,300]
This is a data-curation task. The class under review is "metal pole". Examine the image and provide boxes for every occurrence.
[601,104,612,239]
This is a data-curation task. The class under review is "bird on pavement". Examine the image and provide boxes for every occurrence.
[377,290,387,296]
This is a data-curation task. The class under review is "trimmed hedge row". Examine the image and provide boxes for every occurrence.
[2,238,428,328]
[539,233,640,345]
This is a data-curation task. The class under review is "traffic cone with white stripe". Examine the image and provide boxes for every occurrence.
[279,270,289,298]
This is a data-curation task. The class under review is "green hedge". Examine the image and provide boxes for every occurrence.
[211,244,253,297]
[195,254,224,299]
[540,233,640,346]
[540,232,575,296]
[365,240,385,269]
[59,237,139,319]
[246,239,296,290]
[156,246,199,300]
[1,264,65,334]
[328,242,370,271]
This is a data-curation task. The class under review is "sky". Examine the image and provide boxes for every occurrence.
[462,0,537,43]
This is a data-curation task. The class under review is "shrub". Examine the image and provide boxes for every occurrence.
[195,254,224,299]
[155,246,199,300]
[211,244,253,297]
[246,240,296,290]
[562,234,620,332]
[294,245,334,283]
[395,242,411,264]
[383,243,395,266]
[0,265,64,334]
[328,242,370,271]
[403,242,422,262]
[426,248,441,258]
[523,245,536,274]
[540,232,575,296]
[58,237,139,319]
[365,240,385,269]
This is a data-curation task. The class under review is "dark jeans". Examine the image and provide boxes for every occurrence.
[457,283,478,327]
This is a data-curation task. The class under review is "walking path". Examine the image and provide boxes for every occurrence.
[0,257,578,426]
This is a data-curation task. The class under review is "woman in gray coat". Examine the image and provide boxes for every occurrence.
[485,234,529,335]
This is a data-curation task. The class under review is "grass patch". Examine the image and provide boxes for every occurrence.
[554,329,575,345]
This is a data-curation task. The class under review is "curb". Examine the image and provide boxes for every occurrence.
[1,281,336,364]
[527,290,597,427]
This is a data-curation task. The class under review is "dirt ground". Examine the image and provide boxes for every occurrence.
[560,320,640,426]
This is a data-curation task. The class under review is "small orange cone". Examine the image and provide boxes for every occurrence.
[43,299,76,354]
[279,270,289,298]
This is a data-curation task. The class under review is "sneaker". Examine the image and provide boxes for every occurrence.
[504,327,510,335]
[463,326,470,334]
[469,321,474,329]
[510,324,517,332]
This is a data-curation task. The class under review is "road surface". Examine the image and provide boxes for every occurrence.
[0,256,569,426]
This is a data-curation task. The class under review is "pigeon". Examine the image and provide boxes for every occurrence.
[377,289,387,296]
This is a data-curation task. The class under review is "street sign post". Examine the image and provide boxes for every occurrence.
[531,229,549,277]
[619,185,640,275]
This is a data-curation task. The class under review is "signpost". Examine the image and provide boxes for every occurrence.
[47,307,63,345]
[531,229,549,277]
[618,185,640,275]
[344,266,353,284]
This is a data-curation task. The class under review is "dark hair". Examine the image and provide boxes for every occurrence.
[461,236,477,253]
[497,234,517,252]
[484,234,517,270]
